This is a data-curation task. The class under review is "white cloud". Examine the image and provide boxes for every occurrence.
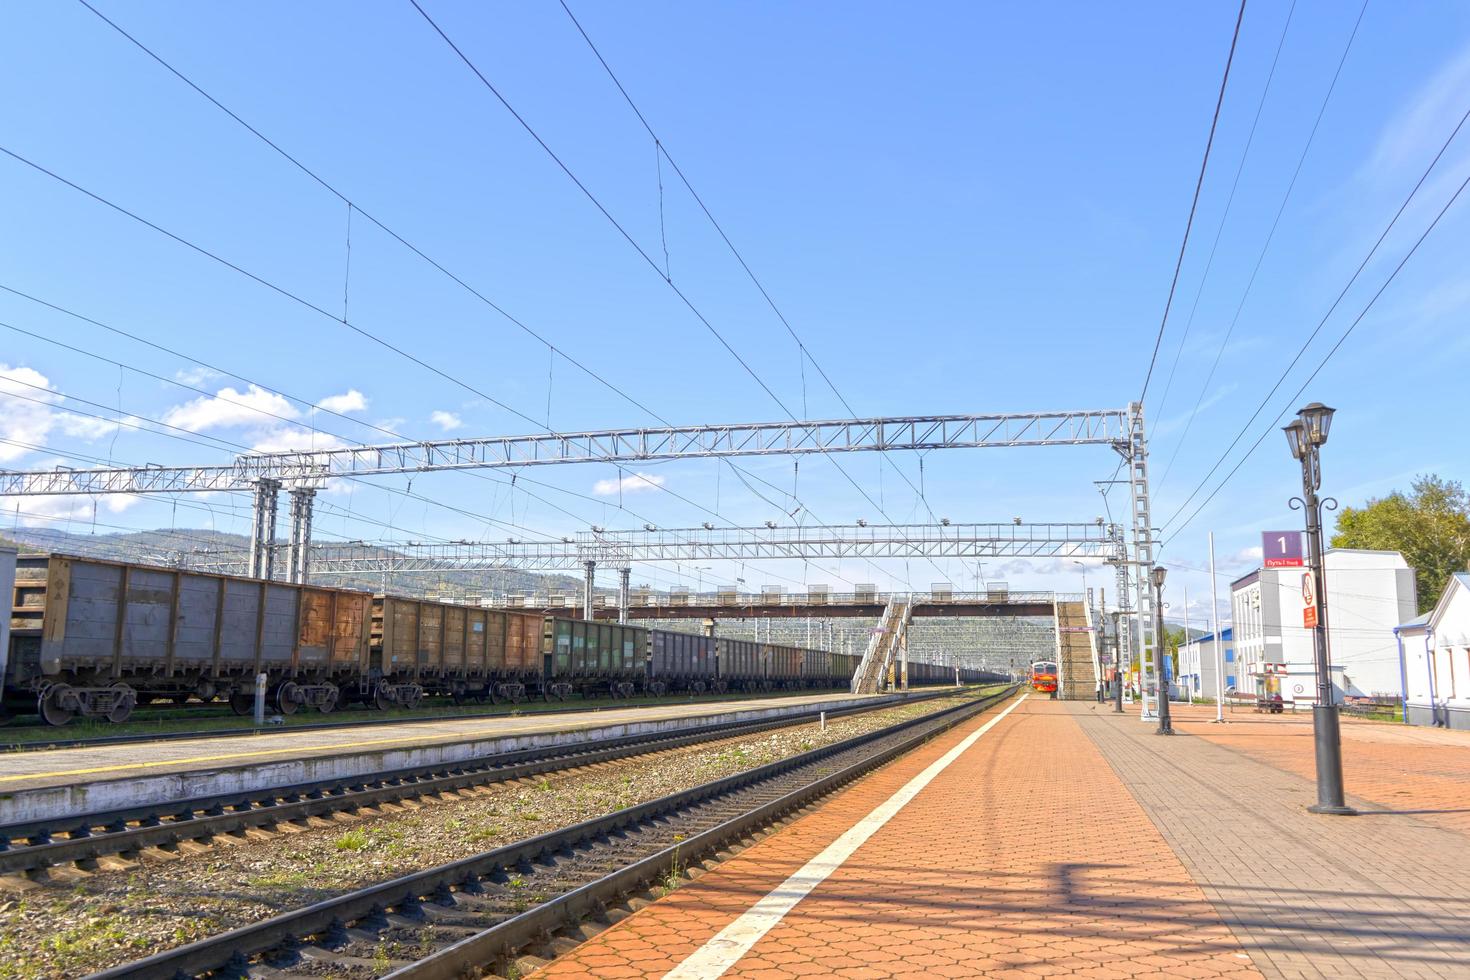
[173,365,221,387]
[0,365,130,463]
[247,427,347,453]
[430,410,463,432]
[376,417,406,434]
[56,413,123,440]
[1230,546,1264,565]
[0,364,62,463]
[9,492,141,527]
[1365,42,1470,182]
[592,471,666,496]
[163,384,298,432]
[318,390,367,414]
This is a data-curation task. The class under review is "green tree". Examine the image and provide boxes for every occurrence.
[1330,474,1470,613]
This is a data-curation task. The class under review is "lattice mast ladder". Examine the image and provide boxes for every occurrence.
[1125,402,1158,721]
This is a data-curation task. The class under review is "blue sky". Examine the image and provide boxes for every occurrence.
[2,0,1468,619]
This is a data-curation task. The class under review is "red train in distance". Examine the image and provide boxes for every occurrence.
[1029,660,1058,694]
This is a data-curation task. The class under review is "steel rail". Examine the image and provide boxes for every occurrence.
[0,691,947,876]
[0,689,877,754]
[87,686,1013,980]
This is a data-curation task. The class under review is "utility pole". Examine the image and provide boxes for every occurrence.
[1209,531,1225,723]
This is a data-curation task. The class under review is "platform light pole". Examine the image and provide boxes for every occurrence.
[1283,402,1354,815]
[1151,565,1174,735]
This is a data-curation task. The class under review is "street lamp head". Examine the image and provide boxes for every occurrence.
[1282,419,1308,461]
[1150,565,1167,590]
[1298,402,1335,447]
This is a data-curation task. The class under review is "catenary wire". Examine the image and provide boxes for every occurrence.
[1150,0,1298,436]
[1160,99,1470,535]
[1155,0,1370,492]
[1162,162,1470,546]
[29,5,861,587]
[410,0,948,584]
[1138,0,1249,406]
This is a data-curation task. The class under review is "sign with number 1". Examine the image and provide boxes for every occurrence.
[1262,531,1304,568]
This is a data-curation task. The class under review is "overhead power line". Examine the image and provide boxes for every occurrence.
[1161,115,1470,544]
[1154,0,1369,493]
[70,0,859,586]
[1138,0,1249,406]
[555,0,945,529]
[1150,0,1298,436]
[411,0,949,583]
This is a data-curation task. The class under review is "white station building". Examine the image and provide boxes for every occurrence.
[1230,549,1416,704]
[1395,572,1470,730]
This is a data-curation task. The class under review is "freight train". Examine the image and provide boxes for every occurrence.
[4,553,988,725]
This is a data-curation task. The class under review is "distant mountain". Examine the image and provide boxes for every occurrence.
[1,526,590,598]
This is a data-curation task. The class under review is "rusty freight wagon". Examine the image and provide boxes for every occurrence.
[373,597,544,706]
[7,554,372,724]
[766,643,803,689]
[542,618,648,700]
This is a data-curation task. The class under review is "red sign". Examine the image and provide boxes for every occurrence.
[1263,531,1305,568]
[1304,606,1318,629]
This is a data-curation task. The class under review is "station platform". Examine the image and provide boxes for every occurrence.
[0,690,916,825]
[540,696,1470,979]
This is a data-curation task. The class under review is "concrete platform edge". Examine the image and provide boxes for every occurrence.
[0,692,923,825]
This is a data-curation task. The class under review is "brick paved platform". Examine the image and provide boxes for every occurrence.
[536,695,1470,979]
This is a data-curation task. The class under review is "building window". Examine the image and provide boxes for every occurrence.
[1225,649,1234,662]
[1226,675,1236,689]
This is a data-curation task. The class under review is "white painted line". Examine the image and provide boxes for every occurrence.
[664,693,1030,979]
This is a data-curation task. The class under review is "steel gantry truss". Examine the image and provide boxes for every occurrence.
[0,406,1157,695]
[0,411,1127,496]
[177,521,1124,577]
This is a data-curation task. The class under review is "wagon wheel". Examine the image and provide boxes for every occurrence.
[38,685,76,727]
[450,685,468,707]
[229,692,255,716]
[317,685,340,714]
[274,681,300,716]
[373,682,395,711]
[107,684,136,724]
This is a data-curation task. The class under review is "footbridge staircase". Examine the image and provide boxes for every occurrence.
[850,598,912,694]
[1055,598,1100,700]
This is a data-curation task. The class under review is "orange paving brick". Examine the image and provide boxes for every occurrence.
[1166,703,1470,838]
[1075,701,1470,979]
[537,696,1261,979]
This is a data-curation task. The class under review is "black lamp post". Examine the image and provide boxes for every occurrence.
[1151,565,1174,735]
[1283,402,1354,815]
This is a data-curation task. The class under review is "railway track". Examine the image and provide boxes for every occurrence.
[0,690,954,878]
[0,688,843,754]
[86,685,1015,980]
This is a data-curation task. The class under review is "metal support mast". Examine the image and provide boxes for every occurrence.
[286,488,316,584]
[582,560,596,622]
[247,478,281,580]
[1124,402,1158,721]
[618,567,631,625]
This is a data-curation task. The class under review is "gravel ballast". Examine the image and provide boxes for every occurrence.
[0,690,995,979]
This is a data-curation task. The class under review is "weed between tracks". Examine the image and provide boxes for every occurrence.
[0,688,1002,978]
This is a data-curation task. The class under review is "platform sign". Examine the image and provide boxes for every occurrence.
[1263,531,1304,568]
[1302,571,1318,629]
